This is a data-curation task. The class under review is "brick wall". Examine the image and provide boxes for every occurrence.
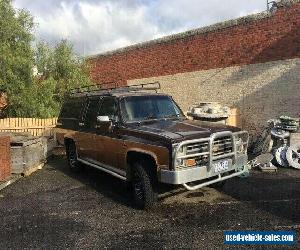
[89,2,300,86]
[0,136,11,181]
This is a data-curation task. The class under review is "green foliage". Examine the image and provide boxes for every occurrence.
[0,0,92,118]
[30,40,91,117]
[35,40,91,105]
[18,77,60,118]
[0,0,34,115]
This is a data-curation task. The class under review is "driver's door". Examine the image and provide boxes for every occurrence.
[94,96,123,170]
[76,97,101,161]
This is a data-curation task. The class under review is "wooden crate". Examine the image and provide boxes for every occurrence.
[11,137,47,175]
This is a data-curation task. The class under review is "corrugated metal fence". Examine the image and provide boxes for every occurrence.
[0,118,57,136]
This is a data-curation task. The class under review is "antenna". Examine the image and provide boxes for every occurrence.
[83,39,86,57]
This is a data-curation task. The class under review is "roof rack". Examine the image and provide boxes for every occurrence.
[69,81,161,96]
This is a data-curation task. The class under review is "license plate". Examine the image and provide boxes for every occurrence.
[213,160,230,173]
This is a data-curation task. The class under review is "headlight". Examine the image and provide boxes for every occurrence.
[172,144,197,168]
[172,143,184,167]
[234,132,249,154]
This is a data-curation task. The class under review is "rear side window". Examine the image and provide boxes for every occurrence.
[59,98,86,119]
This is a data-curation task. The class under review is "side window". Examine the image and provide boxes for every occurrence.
[59,98,85,119]
[58,97,87,130]
[84,98,101,128]
[99,97,118,120]
[73,99,86,119]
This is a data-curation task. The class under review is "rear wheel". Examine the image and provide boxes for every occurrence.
[66,141,82,172]
[132,160,157,210]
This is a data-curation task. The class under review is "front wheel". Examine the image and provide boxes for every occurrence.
[66,141,82,172]
[132,161,157,210]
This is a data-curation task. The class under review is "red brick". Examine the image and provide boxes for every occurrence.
[0,136,11,181]
[88,3,300,85]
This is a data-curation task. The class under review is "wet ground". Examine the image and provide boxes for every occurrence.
[0,155,299,249]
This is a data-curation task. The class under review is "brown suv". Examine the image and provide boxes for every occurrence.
[56,82,249,209]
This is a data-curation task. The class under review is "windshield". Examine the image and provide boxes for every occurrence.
[120,95,184,123]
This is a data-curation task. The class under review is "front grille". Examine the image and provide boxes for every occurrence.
[186,141,209,155]
[186,141,209,166]
[212,136,233,157]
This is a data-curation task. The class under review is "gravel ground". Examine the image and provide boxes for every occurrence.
[0,155,299,249]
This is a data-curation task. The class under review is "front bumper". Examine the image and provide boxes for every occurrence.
[158,154,248,190]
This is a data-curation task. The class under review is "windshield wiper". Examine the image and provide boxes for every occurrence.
[134,114,181,124]
[145,114,158,121]
[162,114,181,120]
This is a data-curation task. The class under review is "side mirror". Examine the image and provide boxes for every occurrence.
[96,116,113,132]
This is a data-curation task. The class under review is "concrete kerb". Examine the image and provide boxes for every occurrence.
[0,174,21,192]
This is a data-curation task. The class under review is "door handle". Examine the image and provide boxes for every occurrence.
[79,122,85,127]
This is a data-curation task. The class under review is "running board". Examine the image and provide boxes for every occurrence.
[78,158,126,181]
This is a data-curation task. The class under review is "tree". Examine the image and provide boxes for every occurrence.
[0,0,92,118]
[35,40,91,104]
[0,0,34,116]
[32,40,91,117]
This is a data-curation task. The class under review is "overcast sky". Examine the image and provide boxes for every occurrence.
[13,0,267,56]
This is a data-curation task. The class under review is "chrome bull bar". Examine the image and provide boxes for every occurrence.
[208,131,236,171]
[172,131,249,190]
[173,131,237,169]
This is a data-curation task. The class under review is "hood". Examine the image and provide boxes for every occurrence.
[129,118,241,142]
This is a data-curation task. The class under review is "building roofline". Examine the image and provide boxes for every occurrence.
[87,0,299,60]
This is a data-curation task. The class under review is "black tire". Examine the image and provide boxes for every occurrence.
[132,160,157,210]
[66,141,82,172]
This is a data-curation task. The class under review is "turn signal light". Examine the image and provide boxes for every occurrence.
[185,159,196,167]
